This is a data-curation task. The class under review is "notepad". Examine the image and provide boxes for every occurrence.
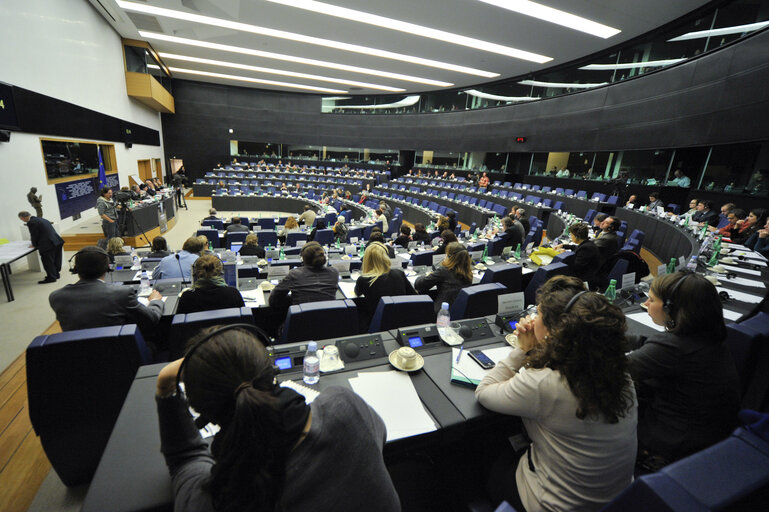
[348,371,436,441]
[138,296,167,306]
[723,276,767,289]
[338,281,357,298]
[240,288,266,307]
[451,346,513,387]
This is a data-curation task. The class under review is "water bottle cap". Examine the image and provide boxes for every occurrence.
[610,279,616,285]
[307,341,317,351]
[441,302,449,310]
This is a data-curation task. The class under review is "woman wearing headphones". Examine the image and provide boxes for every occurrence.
[268,242,339,307]
[176,254,245,315]
[154,326,400,512]
[354,242,415,329]
[476,276,637,512]
[415,242,473,313]
[629,272,739,469]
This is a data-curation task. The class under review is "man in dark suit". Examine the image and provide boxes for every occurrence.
[691,200,720,227]
[49,246,164,332]
[594,216,621,264]
[558,223,602,289]
[500,216,524,250]
[18,211,64,284]
[225,216,249,233]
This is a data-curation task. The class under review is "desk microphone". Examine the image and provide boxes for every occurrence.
[175,253,189,285]
[459,325,473,340]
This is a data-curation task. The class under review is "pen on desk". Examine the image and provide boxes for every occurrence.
[456,345,464,363]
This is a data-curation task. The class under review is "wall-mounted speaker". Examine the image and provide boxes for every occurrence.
[0,130,10,142]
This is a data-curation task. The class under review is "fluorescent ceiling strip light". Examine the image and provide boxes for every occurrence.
[579,59,684,70]
[518,80,607,89]
[332,96,421,109]
[140,31,453,87]
[159,52,405,92]
[167,66,347,93]
[265,0,552,63]
[117,0,495,77]
[475,0,620,39]
[668,21,769,41]
[465,89,539,101]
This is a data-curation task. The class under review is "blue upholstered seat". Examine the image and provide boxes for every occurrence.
[480,263,523,292]
[450,283,508,320]
[281,299,358,343]
[524,262,569,305]
[169,307,253,359]
[368,295,436,332]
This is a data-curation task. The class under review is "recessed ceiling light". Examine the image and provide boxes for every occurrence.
[159,52,405,92]
[465,89,539,101]
[518,80,607,89]
[167,66,348,93]
[474,0,620,39]
[266,0,552,63]
[668,21,769,41]
[579,59,684,70]
[140,31,454,87]
[117,0,497,77]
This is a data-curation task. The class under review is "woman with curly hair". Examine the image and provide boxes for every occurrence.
[476,275,637,512]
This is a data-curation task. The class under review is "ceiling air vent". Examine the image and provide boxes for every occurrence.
[127,12,164,33]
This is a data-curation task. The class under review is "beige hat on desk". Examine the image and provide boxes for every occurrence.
[388,347,424,372]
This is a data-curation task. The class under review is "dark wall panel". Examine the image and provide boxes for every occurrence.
[162,29,769,176]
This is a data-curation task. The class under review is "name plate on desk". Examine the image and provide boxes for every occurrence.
[267,265,290,279]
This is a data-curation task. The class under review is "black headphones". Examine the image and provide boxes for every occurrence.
[68,246,111,275]
[662,272,693,327]
[176,323,276,428]
[563,290,588,313]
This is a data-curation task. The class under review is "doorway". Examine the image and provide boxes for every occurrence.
[137,159,152,182]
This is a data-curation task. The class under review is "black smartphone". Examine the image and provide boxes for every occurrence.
[468,349,495,370]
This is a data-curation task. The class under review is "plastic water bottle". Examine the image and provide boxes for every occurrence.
[667,258,677,274]
[140,270,150,292]
[303,342,319,385]
[132,255,140,269]
[436,302,453,340]
[686,255,698,272]
[604,279,617,301]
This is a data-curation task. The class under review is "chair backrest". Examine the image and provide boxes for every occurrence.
[480,263,523,292]
[553,201,564,211]
[725,323,763,398]
[286,231,308,247]
[314,228,335,246]
[564,189,574,196]
[410,250,436,267]
[450,283,508,320]
[552,250,576,268]
[524,262,569,305]
[27,325,152,486]
[601,427,769,512]
[667,203,681,215]
[368,295,436,332]
[576,190,587,198]
[257,230,278,247]
[607,195,620,205]
[196,228,220,248]
[607,258,630,284]
[226,231,248,249]
[169,307,254,360]
[201,219,224,230]
[282,299,358,343]
[584,208,598,224]
[257,218,275,230]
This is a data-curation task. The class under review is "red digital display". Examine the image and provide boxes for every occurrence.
[515,137,526,143]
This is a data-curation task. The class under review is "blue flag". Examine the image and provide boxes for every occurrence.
[97,146,107,188]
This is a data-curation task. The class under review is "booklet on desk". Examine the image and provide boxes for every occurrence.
[450,346,512,387]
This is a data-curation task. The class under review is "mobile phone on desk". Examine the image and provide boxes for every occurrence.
[468,349,495,370]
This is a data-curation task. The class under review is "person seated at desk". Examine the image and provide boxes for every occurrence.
[226,216,249,233]
[556,223,602,290]
[446,211,457,232]
[628,272,739,469]
[683,198,698,216]
[297,205,317,226]
[153,237,204,280]
[49,246,163,331]
[647,191,664,211]
[372,209,388,233]
[478,172,490,188]
[434,230,457,255]
[148,236,171,259]
[511,208,530,234]
[239,234,266,258]
[436,215,450,234]
[691,200,719,227]
[594,216,621,264]
[476,276,637,512]
[730,208,767,245]
[744,216,769,257]
[129,184,143,200]
[268,242,339,306]
[667,169,691,187]
[710,208,743,236]
[394,226,412,248]
[625,194,638,208]
[415,242,472,313]
[591,213,608,236]
[367,230,396,258]
[176,255,245,315]
[278,216,300,244]
[308,219,327,242]
[144,180,157,197]
[106,237,128,264]
[333,216,348,243]
[411,223,431,245]
[499,217,524,250]
[154,327,400,512]
[204,208,219,221]
[355,242,415,329]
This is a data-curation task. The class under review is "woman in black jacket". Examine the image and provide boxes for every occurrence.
[415,242,473,312]
[354,242,415,329]
[411,223,431,245]
[177,254,245,314]
[239,234,266,258]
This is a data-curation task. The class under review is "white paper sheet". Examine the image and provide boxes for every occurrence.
[451,346,513,384]
[723,276,767,289]
[626,312,665,332]
[338,281,357,298]
[723,309,743,321]
[348,371,437,441]
[721,264,761,276]
[240,288,266,307]
[716,287,764,304]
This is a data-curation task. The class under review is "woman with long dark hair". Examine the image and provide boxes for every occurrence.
[415,242,472,312]
[476,275,637,511]
[155,326,400,512]
[629,272,739,467]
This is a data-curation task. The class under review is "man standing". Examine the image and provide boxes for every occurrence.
[49,246,163,332]
[97,186,118,240]
[27,187,43,218]
[18,211,64,284]
[298,205,317,226]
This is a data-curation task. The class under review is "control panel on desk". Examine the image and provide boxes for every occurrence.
[269,333,388,371]
[396,317,494,349]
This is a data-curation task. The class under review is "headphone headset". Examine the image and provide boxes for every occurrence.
[563,290,588,313]
[68,246,111,275]
[662,272,693,327]
[176,323,276,428]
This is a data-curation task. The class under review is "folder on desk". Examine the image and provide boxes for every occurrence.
[450,347,513,388]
